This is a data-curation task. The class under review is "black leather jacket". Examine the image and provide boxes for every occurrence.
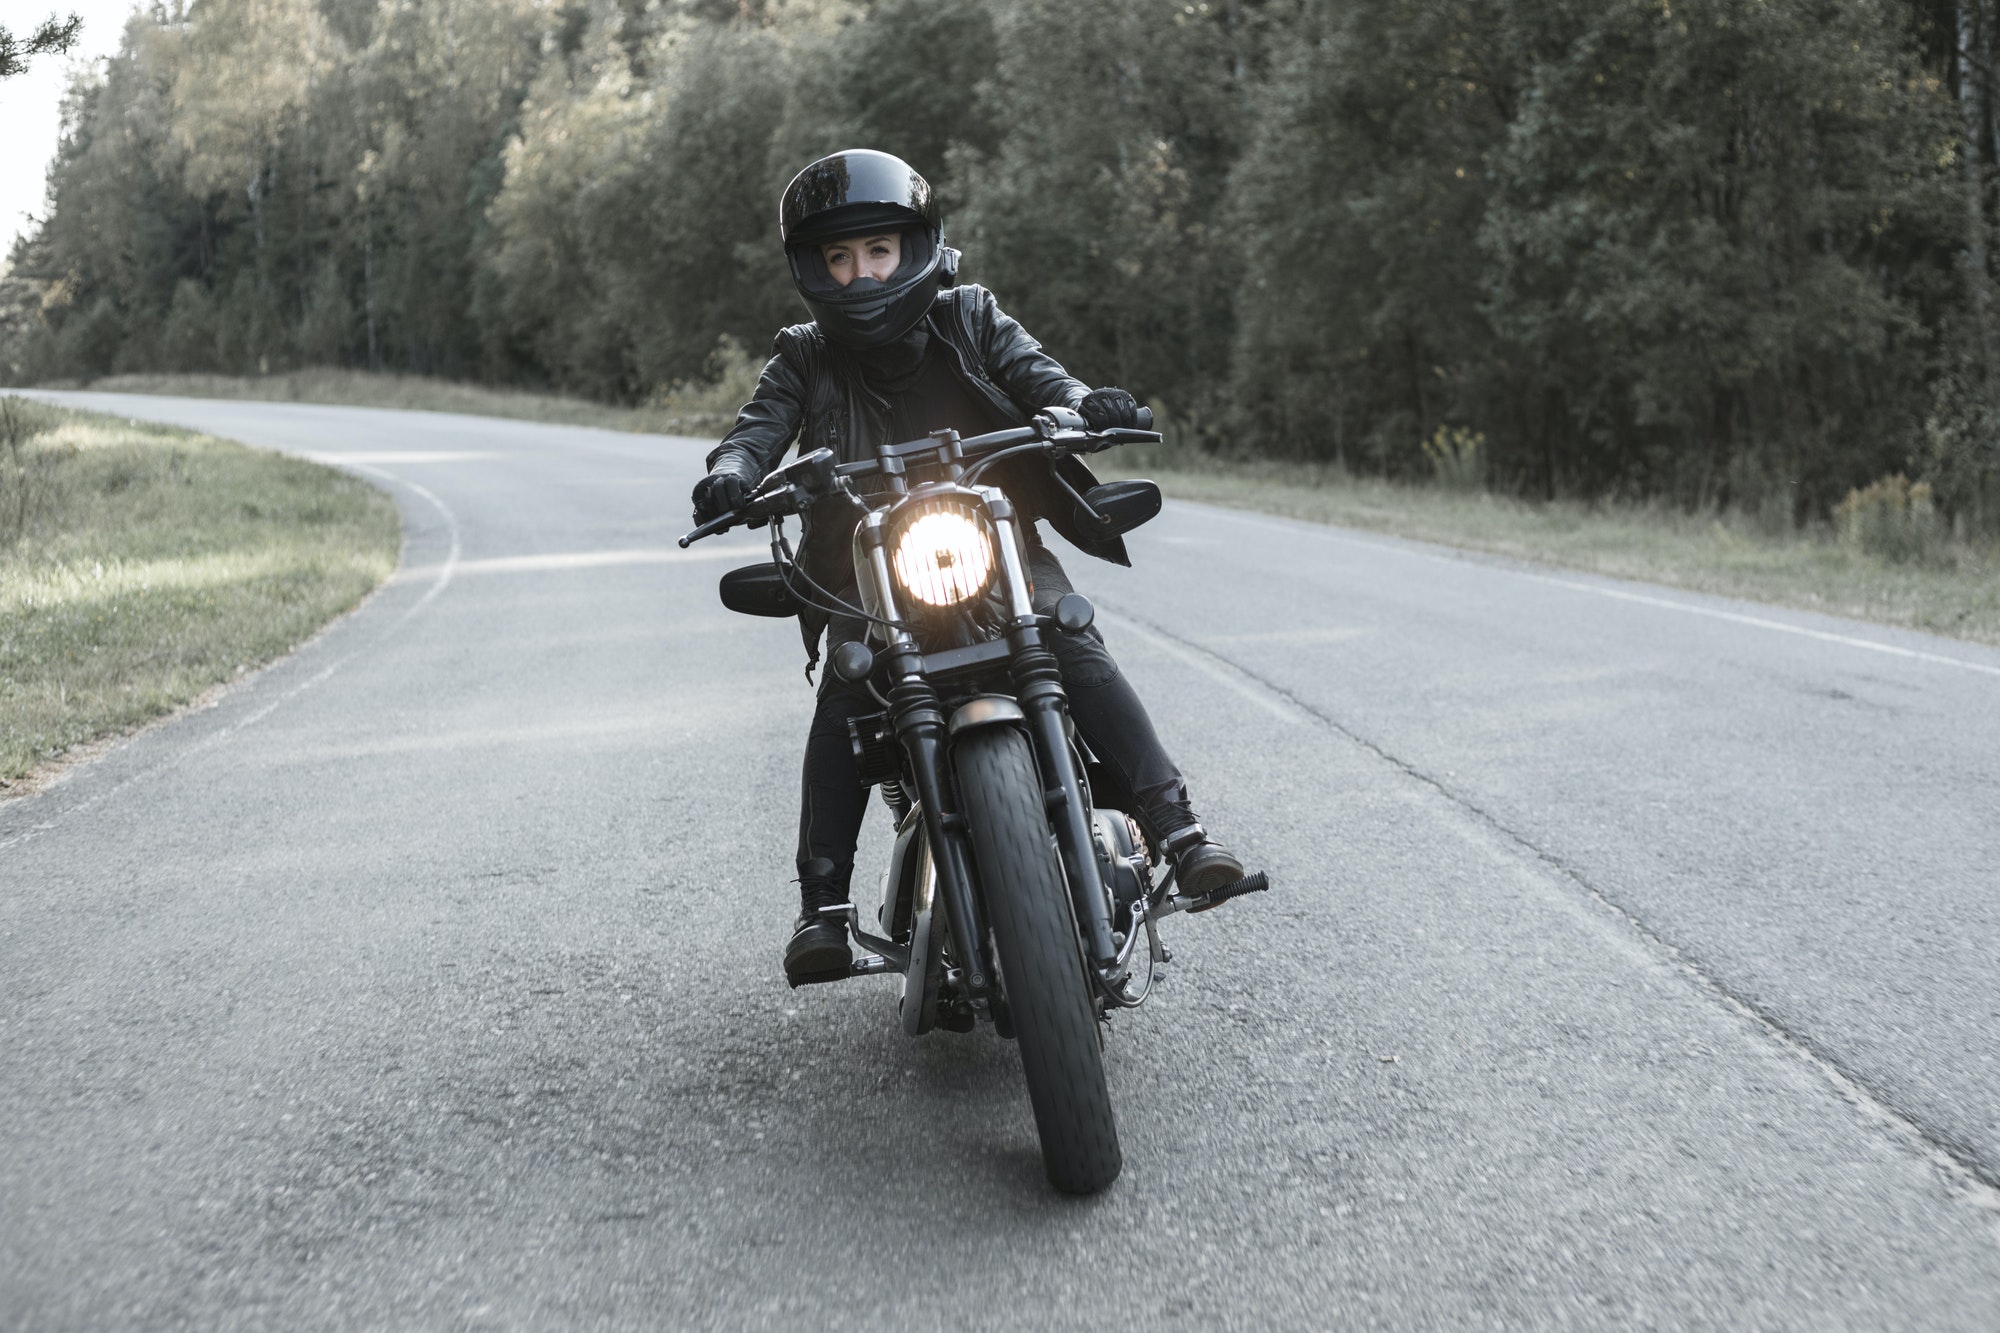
[706,283,1131,660]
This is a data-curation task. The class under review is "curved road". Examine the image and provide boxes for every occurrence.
[5,393,2000,1328]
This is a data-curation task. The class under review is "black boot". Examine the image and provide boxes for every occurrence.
[785,879,853,988]
[1156,820,1249,907]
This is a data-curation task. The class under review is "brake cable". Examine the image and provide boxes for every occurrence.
[766,519,909,633]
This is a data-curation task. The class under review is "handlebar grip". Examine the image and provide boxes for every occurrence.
[1134,405,1153,431]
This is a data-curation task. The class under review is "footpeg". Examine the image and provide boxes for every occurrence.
[813,903,910,973]
[1185,870,1269,914]
[787,952,894,988]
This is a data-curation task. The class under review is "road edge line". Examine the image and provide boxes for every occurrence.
[1099,600,2000,1235]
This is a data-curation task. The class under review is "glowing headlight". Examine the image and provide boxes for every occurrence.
[891,505,996,608]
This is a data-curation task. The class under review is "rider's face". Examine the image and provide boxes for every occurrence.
[819,232,902,287]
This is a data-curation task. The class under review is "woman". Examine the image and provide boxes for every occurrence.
[692,149,1245,985]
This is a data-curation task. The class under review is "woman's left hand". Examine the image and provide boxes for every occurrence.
[1079,387,1141,430]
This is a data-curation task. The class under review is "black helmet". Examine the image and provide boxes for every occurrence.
[779,148,957,349]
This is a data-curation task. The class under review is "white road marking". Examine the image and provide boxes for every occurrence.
[398,481,462,617]
[1516,572,2000,679]
[394,544,756,580]
[343,467,461,626]
[1191,505,2000,680]
[1097,607,1315,728]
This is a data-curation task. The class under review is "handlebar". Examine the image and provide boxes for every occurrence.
[675,481,798,548]
[677,404,1162,548]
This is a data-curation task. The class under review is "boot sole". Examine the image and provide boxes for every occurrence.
[785,937,853,988]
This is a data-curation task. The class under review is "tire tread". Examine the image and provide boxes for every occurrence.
[956,727,1121,1194]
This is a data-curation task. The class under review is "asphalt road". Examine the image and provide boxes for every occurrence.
[5,392,2000,1329]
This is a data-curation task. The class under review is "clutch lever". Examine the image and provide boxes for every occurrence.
[678,512,736,548]
[677,481,801,548]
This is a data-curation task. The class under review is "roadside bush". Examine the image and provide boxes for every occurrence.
[156,279,220,373]
[0,395,67,545]
[1422,426,1486,493]
[1835,475,1944,563]
[645,336,767,436]
[1923,365,2000,537]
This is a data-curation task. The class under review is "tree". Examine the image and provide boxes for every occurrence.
[1477,0,1954,512]
[1231,0,1956,515]
[0,11,81,80]
[3,0,1990,529]
[1230,0,1516,472]
[955,0,1251,408]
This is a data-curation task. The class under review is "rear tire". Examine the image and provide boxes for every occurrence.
[955,726,1122,1194]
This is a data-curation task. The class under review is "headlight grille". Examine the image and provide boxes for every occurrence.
[890,500,996,609]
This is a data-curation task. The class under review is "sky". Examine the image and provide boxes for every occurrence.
[1,0,144,263]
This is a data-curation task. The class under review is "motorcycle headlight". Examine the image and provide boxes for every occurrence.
[890,501,996,609]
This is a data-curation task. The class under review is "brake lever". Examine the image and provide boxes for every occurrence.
[1086,428,1164,450]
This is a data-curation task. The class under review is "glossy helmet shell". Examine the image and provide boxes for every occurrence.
[780,149,952,349]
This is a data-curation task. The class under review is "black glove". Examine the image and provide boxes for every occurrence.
[1079,386,1140,431]
[692,472,749,524]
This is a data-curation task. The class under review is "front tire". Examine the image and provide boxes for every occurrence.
[954,726,1122,1194]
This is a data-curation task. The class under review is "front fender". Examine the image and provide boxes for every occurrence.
[946,695,1026,738]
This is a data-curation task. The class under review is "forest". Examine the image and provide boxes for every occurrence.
[5,0,2000,529]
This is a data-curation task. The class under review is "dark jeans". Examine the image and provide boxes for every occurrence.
[797,543,1190,899]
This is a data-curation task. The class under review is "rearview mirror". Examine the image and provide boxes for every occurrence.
[719,563,803,618]
[1076,480,1162,538]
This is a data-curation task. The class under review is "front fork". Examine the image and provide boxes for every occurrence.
[985,499,1122,972]
[859,518,996,1001]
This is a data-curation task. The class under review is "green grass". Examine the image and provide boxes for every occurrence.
[40,369,2000,649]
[1104,446,2000,647]
[0,396,399,786]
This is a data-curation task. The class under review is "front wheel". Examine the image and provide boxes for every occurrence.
[954,726,1121,1194]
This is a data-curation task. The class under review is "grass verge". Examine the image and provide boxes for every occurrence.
[1104,446,2000,647]
[46,358,755,438]
[1,395,399,788]
[36,370,2000,649]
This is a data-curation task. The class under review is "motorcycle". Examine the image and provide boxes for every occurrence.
[679,406,1267,1194]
